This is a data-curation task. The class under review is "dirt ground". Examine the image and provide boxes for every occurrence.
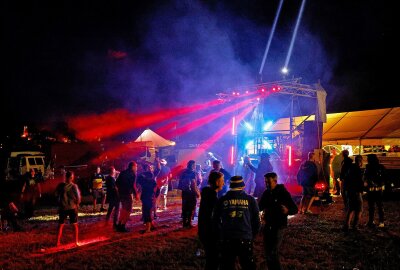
[1,191,399,270]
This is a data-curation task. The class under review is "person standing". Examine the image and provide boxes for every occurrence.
[138,164,157,233]
[198,171,224,270]
[297,152,318,214]
[178,160,200,228]
[210,160,231,198]
[213,176,260,270]
[343,155,364,231]
[105,166,119,227]
[242,156,256,196]
[115,161,138,232]
[156,159,172,210]
[55,171,81,246]
[248,153,273,199]
[340,150,353,211]
[331,150,344,195]
[90,166,107,212]
[1,182,23,232]
[364,154,386,228]
[259,172,298,270]
[21,168,42,218]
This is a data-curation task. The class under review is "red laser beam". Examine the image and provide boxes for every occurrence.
[170,104,257,176]
[68,99,222,141]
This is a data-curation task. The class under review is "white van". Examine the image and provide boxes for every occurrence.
[5,151,46,181]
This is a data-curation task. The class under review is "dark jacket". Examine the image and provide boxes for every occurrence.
[116,169,137,198]
[198,187,218,243]
[258,184,298,229]
[364,163,386,188]
[105,175,118,199]
[297,160,318,187]
[213,190,260,240]
[178,169,198,195]
[340,157,353,188]
[345,164,364,194]
[137,171,157,202]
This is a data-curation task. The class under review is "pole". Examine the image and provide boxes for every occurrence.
[288,95,294,183]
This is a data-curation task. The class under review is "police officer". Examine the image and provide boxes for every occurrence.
[213,176,260,270]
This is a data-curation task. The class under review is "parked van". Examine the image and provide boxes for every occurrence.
[5,151,46,181]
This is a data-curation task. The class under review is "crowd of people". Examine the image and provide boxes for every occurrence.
[297,150,387,231]
[0,150,389,269]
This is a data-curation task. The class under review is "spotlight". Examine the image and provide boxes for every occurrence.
[281,67,288,74]
[263,121,273,131]
[244,122,254,131]
[272,86,282,92]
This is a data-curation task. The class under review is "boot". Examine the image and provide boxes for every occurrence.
[117,223,129,232]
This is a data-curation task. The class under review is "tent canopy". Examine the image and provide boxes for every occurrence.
[265,107,400,145]
[135,128,176,147]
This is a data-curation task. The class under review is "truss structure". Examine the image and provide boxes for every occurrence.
[216,78,322,100]
[218,78,326,164]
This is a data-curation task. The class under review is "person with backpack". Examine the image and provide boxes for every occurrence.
[297,152,318,214]
[178,160,200,228]
[364,154,386,228]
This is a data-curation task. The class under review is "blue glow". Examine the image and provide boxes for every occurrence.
[244,122,254,131]
[263,121,273,131]
[259,0,285,76]
[284,0,307,70]
[245,139,273,153]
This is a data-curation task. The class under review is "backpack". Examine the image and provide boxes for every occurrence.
[297,162,316,186]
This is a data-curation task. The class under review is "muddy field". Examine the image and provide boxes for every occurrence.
[1,192,399,270]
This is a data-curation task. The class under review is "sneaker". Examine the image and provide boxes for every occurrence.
[378,223,385,228]
[305,210,313,214]
[100,207,107,212]
[298,210,304,214]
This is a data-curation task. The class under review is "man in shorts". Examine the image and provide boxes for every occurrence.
[297,152,318,214]
[55,171,81,246]
[156,159,172,210]
[90,166,107,212]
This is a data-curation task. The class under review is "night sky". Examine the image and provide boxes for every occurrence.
[2,0,393,135]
